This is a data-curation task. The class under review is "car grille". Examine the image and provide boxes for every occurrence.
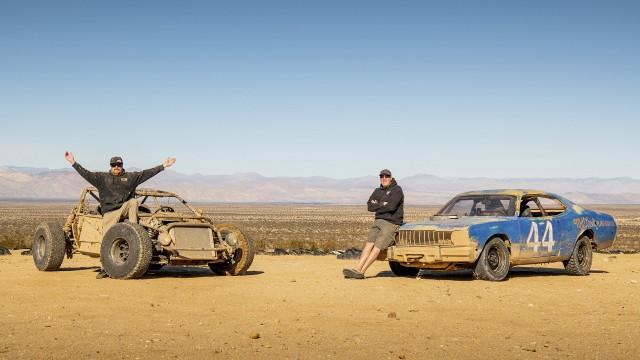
[396,230,454,246]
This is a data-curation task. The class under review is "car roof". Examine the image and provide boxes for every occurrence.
[456,189,556,197]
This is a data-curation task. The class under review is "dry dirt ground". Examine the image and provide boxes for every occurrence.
[1,253,639,360]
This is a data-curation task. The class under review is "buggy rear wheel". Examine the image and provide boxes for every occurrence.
[208,224,255,276]
[32,222,66,271]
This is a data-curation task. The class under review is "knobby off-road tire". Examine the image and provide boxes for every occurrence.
[389,261,420,277]
[100,223,152,279]
[563,236,592,276]
[473,237,510,281]
[32,222,66,271]
[208,224,255,276]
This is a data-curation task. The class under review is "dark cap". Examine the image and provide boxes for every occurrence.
[109,156,123,165]
[379,169,392,177]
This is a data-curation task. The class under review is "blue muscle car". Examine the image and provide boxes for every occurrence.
[386,190,617,281]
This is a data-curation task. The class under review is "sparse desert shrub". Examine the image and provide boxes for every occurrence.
[1,202,638,252]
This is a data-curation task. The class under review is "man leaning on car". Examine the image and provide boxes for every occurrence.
[343,169,404,279]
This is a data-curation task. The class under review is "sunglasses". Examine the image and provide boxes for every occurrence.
[110,163,122,168]
[379,174,391,178]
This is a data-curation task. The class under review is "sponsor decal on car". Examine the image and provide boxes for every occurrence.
[573,217,615,230]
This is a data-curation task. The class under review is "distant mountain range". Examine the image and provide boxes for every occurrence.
[1,165,640,204]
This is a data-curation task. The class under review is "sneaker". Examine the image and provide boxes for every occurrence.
[342,268,365,279]
[96,269,110,279]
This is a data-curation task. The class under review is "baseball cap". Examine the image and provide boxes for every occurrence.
[109,156,123,165]
[379,169,392,177]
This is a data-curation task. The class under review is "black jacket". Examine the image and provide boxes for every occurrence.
[72,162,164,213]
[367,179,404,225]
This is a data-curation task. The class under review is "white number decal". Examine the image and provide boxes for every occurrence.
[526,221,555,252]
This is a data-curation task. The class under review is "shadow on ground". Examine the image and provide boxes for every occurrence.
[143,266,264,279]
[374,267,608,281]
[508,267,608,277]
[59,266,101,272]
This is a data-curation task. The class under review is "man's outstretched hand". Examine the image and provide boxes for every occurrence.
[163,157,176,168]
[64,151,75,165]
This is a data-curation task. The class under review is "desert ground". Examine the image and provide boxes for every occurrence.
[0,252,639,360]
[1,203,639,359]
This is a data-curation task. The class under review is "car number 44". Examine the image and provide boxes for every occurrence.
[526,221,555,252]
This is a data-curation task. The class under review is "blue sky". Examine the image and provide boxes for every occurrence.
[1,1,638,179]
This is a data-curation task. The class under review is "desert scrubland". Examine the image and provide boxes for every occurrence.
[1,202,639,252]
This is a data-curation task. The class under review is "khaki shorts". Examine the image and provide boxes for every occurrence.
[102,198,139,233]
[367,219,400,250]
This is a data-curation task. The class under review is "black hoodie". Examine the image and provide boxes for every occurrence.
[72,162,164,213]
[367,178,404,225]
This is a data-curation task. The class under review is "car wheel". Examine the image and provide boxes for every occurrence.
[208,224,255,276]
[389,261,420,277]
[32,222,66,271]
[563,236,592,276]
[473,237,510,281]
[100,222,152,279]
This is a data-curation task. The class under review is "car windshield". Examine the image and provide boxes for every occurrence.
[437,195,517,217]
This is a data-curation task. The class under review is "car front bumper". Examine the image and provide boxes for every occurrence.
[386,245,477,265]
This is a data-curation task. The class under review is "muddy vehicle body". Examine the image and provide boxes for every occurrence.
[386,190,617,281]
[33,187,254,279]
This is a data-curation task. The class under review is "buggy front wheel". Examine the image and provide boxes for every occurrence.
[208,224,255,276]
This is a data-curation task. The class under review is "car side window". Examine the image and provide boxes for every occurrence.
[538,196,566,216]
[519,197,542,217]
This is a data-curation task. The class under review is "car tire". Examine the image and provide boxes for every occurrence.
[389,261,420,277]
[473,237,510,281]
[563,236,592,276]
[32,222,67,271]
[100,222,152,279]
[208,224,255,276]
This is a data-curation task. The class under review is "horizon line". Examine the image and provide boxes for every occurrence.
[1,165,639,182]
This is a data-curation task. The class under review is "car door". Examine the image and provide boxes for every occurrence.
[537,196,569,259]
[516,197,556,258]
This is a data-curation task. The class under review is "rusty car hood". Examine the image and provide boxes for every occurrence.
[400,216,511,231]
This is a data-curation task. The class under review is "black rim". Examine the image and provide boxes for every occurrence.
[110,238,130,265]
[577,241,589,267]
[486,242,507,275]
[487,247,501,271]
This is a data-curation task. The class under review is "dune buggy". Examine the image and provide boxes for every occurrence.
[32,187,254,279]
